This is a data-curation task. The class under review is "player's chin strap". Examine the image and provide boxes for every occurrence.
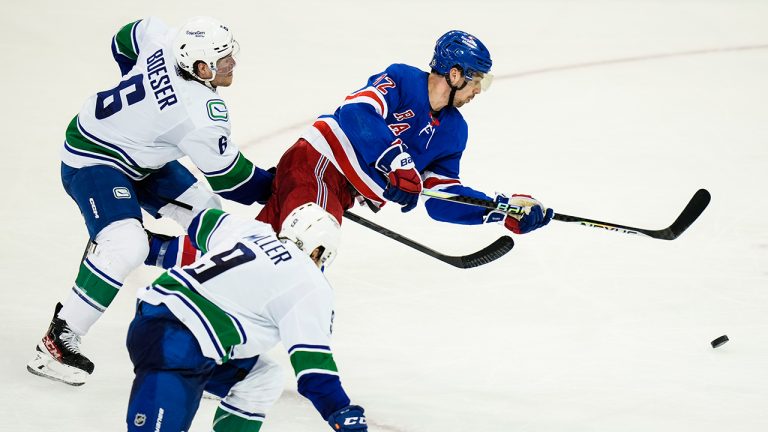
[189,62,218,90]
[201,72,217,90]
[444,71,468,108]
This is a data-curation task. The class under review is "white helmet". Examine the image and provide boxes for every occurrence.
[279,203,341,269]
[173,16,239,82]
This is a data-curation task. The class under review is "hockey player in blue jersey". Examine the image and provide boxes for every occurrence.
[256,30,553,236]
[126,204,368,431]
[27,17,274,386]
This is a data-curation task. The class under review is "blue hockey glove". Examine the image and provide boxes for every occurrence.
[486,194,553,234]
[144,230,199,268]
[375,142,422,213]
[327,405,367,431]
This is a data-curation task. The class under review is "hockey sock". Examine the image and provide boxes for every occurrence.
[212,406,264,432]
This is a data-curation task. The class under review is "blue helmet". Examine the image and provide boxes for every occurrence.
[430,30,492,80]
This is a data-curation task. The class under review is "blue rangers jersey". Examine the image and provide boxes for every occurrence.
[301,63,493,224]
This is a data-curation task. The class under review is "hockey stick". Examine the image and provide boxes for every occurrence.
[342,211,514,268]
[162,195,514,268]
[421,189,711,240]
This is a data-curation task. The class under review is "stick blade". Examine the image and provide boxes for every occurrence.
[343,211,514,269]
[662,188,711,240]
[454,235,515,268]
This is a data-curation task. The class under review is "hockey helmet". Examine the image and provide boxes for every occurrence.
[173,16,239,82]
[279,203,341,269]
[430,30,493,89]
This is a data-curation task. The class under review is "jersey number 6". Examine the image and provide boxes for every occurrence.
[95,74,146,120]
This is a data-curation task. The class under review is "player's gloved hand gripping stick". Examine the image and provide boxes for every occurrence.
[327,405,367,431]
[375,142,422,212]
[422,188,711,240]
[484,193,554,234]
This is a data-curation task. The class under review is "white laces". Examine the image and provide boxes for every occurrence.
[60,329,83,354]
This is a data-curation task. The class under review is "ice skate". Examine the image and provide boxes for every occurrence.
[26,303,94,386]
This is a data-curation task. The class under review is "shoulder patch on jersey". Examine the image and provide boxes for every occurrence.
[207,99,229,122]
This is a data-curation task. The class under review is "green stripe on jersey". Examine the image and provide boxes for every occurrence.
[74,261,121,309]
[153,271,243,357]
[213,407,263,432]
[65,116,155,178]
[205,153,255,193]
[289,349,339,377]
[115,21,140,60]
[194,209,227,254]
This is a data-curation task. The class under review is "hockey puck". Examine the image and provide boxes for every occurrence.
[711,335,729,348]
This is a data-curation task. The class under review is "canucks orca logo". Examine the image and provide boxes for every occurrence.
[113,187,132,199]
[207,99,228,122]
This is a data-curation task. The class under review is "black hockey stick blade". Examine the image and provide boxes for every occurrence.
[553,189,711,240]
[343,211,514,268]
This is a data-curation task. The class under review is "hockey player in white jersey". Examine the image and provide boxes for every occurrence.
[27,17,274,386]
[126,204,368,431]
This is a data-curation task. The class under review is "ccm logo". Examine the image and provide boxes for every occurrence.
[89,198,99,219]
[344,417,367,426]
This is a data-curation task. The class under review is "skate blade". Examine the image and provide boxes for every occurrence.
[26,349,89,386]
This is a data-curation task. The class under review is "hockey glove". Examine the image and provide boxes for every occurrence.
[486,194,554,234]
[375,142,422,213]
[327,405,367,431]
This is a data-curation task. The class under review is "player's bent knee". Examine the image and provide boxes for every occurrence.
[91,218,149,279]
[225,357,284,413]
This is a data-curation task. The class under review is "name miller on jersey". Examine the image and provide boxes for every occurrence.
[245,234,293,265]
[146,49,178,110]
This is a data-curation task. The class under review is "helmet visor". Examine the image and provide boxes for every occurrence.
[466,72,494,92]
[479,72,494,91]
[214,41,240,75]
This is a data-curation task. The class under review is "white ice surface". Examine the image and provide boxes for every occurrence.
[2,0,768,431]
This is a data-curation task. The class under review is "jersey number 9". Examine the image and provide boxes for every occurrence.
[184,242,256,284]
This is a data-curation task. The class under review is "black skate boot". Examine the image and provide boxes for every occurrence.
[27,302,95,386]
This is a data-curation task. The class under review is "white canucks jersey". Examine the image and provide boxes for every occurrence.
[137,210,337,372]
[61,18,255,195]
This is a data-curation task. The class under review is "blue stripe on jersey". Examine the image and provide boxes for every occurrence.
[111,40,135,76]
[77,118,140,166]
[131,20,140,55]
[206,214,228,253]
[169,268,199,294]
[168,267,247,351]
[289,344,332,354]
[224,310,247,345]
[187,211,204,251]
[186,210,229,252]
[63,141,145,180]
[199,155,238,176]
[220,401,266,420]
[150,284,226,359]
